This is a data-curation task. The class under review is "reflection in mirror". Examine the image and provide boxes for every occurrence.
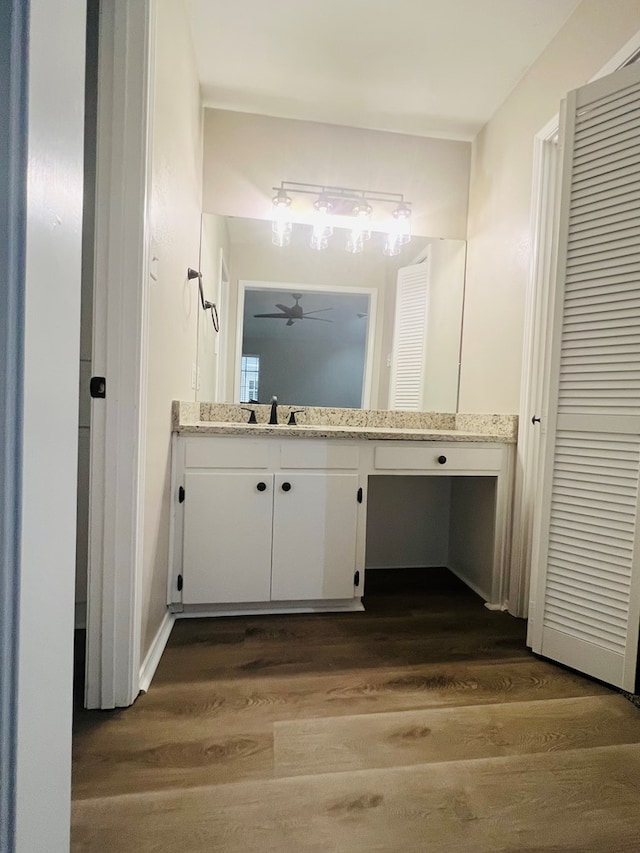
[239,284,375,408]
[196,215,466,411]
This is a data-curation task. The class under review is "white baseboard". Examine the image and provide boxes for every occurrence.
[176,599,365,619]
[75,601,87,630]
[139,610,175,693]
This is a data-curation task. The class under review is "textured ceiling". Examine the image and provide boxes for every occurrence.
[185,0,581,139]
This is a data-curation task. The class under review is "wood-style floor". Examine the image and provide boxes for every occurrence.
[71,569,640,852]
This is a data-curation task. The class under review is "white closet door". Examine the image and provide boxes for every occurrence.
[388,261,429,410]
[531,62,640,691]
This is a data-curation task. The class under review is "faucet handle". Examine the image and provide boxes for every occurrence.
[241,407,257,424]
[288,409,305,426]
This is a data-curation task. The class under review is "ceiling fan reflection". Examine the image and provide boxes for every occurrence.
[253,293,333,326]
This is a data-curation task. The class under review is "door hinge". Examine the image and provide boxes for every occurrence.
[354,570,360,586]
[89,376,106,398]
[178,486,185,503]
[357,487,363,503]
[177,574,183,591]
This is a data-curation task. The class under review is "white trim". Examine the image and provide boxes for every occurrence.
[86,0,155,709]
[510,124,559,619]
[178,599,365,618]
[516,29,640,625]
[139,610,175,693]
[215,249,230,402]
[234,279,378,409]
[594,30,640,79]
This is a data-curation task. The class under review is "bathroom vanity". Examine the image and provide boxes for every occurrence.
[168,402,517,615]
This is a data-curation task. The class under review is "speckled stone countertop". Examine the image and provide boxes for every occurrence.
[172,402,518,443]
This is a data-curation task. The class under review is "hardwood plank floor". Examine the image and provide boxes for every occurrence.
[71,568,640,851]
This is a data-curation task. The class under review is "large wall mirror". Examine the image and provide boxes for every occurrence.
[196,214,466,411]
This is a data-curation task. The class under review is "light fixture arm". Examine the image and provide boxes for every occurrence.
[272,181,409,209]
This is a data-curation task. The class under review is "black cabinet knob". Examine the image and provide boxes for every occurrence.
[281,481,292,492]
[437,455,447,465]
[256,482,267,492]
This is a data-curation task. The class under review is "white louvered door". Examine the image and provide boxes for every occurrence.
[531,62,640,691]
[388,261,430,410]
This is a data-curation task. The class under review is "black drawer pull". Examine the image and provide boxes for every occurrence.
[282,482,292,492]
[437,455,447,465]
[256,482,267,492]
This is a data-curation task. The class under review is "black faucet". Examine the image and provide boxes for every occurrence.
[269,395,278,425]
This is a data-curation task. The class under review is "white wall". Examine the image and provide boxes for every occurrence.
[141,0,203,659]
[422,241,466,412]
[202,109,471,240]
[460,0,640,413]
[16,0,86,849]
[366,477,451,569]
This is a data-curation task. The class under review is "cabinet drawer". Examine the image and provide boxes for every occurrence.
[374,444,503,472]
[280,441,360,470]
[184,437,270,469]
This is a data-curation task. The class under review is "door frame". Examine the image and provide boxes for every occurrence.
[85,0,155,709]
[513,28,640,621]
[0,2,28,846]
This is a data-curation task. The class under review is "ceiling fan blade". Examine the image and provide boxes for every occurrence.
[253,312,290,319]
[286,318,295,326]
[274,303,292,313]
[303,316,333,322]
[302,308,333,315]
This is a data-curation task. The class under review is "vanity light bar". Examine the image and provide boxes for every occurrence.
[271,181,412,255]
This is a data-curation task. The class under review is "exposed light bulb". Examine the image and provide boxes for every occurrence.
[311,194,333,251]
[346,230,365,253]
[345,199,371,253]
[384,202,412,255]
[393,202,412,245]
[383,234,402,257]
[272,219,291,247]
[272,188,292,248]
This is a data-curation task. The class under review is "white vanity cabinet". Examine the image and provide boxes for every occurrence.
[169,428,516,615]
[170,435,363,611]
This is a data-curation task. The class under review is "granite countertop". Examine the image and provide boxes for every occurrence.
[172,402,518,444]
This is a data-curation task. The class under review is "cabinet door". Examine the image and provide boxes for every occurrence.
[182,472,273,604]
[271,473,359,601]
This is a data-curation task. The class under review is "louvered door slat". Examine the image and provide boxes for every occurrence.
[531,62,640,691]
[570,197,639,225]
[574,118,639,152]
[571,179,640,208]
